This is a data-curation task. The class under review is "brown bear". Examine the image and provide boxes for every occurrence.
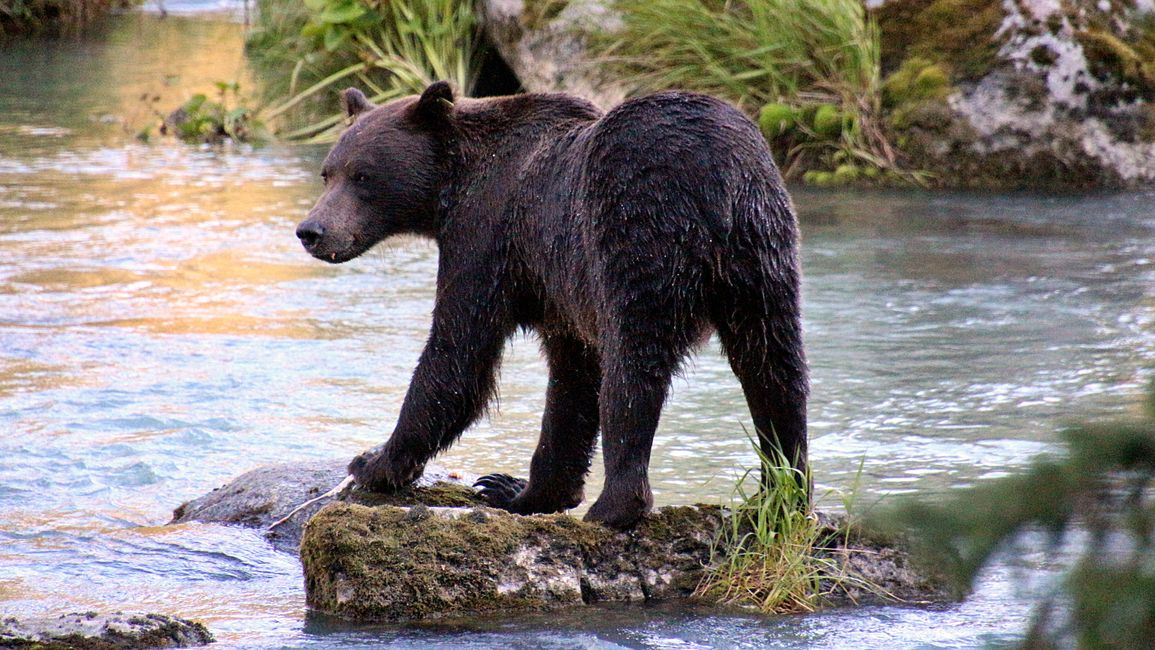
[296,82,808,529]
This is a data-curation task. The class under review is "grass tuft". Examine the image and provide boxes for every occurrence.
[694,437,881,613]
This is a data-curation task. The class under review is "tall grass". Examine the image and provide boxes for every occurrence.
[0,0,136,37]
[592,0,896,174]
[250,0,479,142]
[694,438,878,613]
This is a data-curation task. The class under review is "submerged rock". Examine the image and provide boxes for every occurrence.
[170,459,480,553]
[0,612,212,649]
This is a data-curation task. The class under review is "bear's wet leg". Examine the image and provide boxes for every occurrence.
[477,335,601,513]
[349,296,512,492]
[714,272,809,502]
[584,337,681,530]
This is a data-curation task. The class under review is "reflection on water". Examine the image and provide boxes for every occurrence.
[1,9,1154,649]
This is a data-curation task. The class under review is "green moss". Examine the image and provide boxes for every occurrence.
[520,0,571,31]
[872,0,1005,80]
[1076,29,1155,98]
[346,481,484,509]
[759,103,798,139]
[882,57,952,108]
[812,104,844,139]
[833,164,861,184]
[803,170,836,187]
[301,502,616,620]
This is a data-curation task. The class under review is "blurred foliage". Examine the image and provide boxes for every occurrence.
[247,0,480,142]
[0,0,138,38]
[877,384,1155,648]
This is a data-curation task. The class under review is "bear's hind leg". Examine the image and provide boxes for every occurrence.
[584,309,698,529]
[476,334,601,514]
[714,258,809,499]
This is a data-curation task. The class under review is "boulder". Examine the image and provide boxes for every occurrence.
[0,612,212,649]
[299,500,949,621]
[174,461,948,622]
[478,0,627,109]
[875,0,1155,189]
[170,459,480,553]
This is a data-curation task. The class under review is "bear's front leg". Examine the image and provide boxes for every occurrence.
[348,442,427,492]
[348,294,511,493]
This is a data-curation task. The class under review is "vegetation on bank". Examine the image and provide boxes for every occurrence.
[247,0,479,142]
[139,81,268,145]
[878,386,1155,648]
[590,0,906,184]
[0,0,137,38]
[694,442,887,613]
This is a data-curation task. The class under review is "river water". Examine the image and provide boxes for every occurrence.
[2,7,1153,649]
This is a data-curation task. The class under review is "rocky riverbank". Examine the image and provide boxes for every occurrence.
[477,0,1155,190]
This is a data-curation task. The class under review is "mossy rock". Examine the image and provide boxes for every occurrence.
[872,0,1006,80]
[1076,29,1155,99]
[300,499,951,621]
[300,502,722,621]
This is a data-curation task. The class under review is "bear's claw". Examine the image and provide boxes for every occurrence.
[473,473,527,508]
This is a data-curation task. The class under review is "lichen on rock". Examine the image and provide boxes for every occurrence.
[875,0,1155,188]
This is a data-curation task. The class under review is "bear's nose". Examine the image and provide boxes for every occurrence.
[296,220,325,251]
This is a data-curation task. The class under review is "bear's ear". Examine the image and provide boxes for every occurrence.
[341,88,375,122]
[413,81,455,124]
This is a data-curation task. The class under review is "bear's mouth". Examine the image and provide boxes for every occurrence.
[309,235,372,264]
[311,247,360,264]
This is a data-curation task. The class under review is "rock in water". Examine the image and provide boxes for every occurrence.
[0,612,213,649]
[174,461,948,621]
[300,503,719,621]
[299,502,949,621]
[170,460,481,553]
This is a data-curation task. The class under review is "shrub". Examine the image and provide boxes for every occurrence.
[250,0,480,142]
[591,0,899,178]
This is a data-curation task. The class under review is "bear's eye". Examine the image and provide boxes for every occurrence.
[353,172,369,184]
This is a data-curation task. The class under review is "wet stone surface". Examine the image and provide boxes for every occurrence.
[0,612,213,649]
[174,461,950,622]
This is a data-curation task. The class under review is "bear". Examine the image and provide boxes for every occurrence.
[295,81,808,530]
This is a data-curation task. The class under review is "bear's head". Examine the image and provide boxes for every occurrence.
[296,82,455,263]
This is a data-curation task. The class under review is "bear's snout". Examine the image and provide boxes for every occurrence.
[296,219,326,252]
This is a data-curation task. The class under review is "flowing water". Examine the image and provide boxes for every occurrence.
[2,6,1154,648]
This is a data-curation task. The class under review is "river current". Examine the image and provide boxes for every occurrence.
[2,6,1153,648]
